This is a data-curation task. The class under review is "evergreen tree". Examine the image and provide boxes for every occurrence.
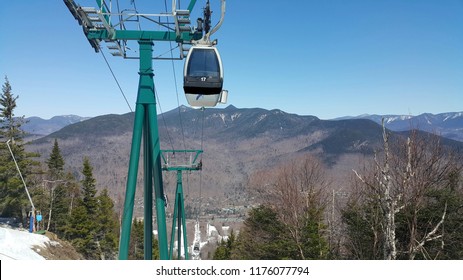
[300,206,329,259]
[231,205,297,260]
[435,170,463,259]
[37,139,67,233]
[64,159,122,259]
[129,218,144,260]
[79,157,99,258]
[128,218,160,260]
[0,76,23,140]
[153,237,160,260]
[395,169,463,260]
[213,230,236,260]
[341,197,383,259]
[64,158,100,259]
[65,203,99,259]
[49,182,69,234]
[96,189,120,260]
[81,157,98,217]
[54,172,80,236]
[46,139,65,180]
[0,76,39,225]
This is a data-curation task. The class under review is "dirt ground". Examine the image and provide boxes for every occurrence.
[33,232,83,260]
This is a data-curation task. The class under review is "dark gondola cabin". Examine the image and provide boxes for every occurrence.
[184,45,224,107]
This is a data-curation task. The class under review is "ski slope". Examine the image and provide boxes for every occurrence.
[0,225,48,260]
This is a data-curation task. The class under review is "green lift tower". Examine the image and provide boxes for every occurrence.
[63,0,226,260]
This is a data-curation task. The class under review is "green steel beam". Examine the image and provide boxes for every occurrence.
[161,150,203,161]
[149,102,169,260]
[143,111,153,260]
[161,150,203,171]
[168,188,179,259]
[179,172,189,260]
[87,29,201,42]
[118,104,144,260]
[164,166,200,171]
[187,0,198,12]
[94,0,110,24]
[162,149,204,153]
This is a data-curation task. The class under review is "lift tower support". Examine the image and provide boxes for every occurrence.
[63,0,204,260]
[161,150,203,260]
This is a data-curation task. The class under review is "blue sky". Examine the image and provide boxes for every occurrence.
[1,0,462,120]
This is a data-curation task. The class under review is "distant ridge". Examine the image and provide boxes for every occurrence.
[30,106,463,164]
[23,109,463,143]
[334,112,463,142]
[23,115,90,136]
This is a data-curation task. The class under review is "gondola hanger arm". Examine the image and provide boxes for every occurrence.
[197,0,226,45]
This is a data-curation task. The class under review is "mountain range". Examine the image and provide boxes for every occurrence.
[335,112,463,142]
[25,110,463,142]
[23,115,90,136]
[24,106,463,217]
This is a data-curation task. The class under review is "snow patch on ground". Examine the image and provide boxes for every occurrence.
[0,225,49,260]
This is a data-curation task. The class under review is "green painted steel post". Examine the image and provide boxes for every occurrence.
[177,189,182,260]
[168,170,189,260]
[187,0,198,12]
[177,171,189,260]
[118,104,145,259]
[144,112,153,259]
[176,171,183,260]
[94,0,110,24]
[179,173,189,260]
[148,103,169,260]
[169,188,179,259]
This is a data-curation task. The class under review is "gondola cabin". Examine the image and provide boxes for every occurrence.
[183,45,225,107]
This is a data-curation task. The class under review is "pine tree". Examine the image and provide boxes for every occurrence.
[46,139,65,180]
[38,139,67,233]
[341,198,382,259]
[80,157,99,258]
[96,189,120,260]
[64,158,100,259]
[300,207,329,259]
[81,157,97,217]
[0,76,39,225]
[54,172,80,236]
[128,218,160,260]
[50,182,69,234]
[0,76,22,140]
[213,230,236,260]
[231,205,297,260]
[129,218,144,260]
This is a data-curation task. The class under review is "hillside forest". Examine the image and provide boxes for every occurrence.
[1,77,463,260]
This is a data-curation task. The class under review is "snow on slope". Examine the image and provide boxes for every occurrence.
[0,225,49,260]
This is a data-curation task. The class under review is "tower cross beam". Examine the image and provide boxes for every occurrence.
[86,29,200,42]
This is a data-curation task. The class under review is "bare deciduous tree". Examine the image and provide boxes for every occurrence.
[249,154,330,259]
[353,121,401,259]
[350,120,462,259]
